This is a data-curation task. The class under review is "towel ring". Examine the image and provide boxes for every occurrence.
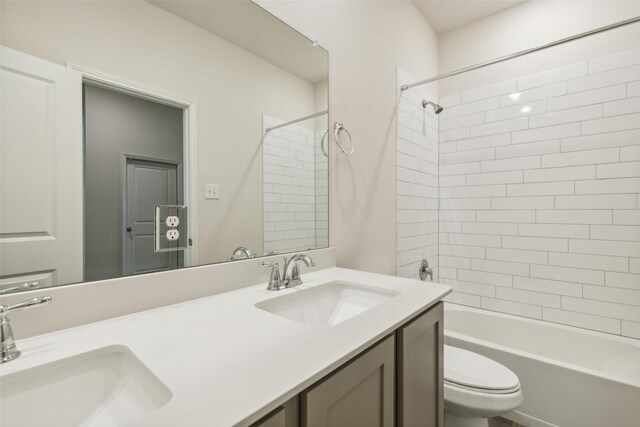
[320,129,329,157]
[334,122,354,155]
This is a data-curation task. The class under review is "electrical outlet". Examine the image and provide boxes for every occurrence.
[205,184,219,200]
[165,216,180,227]
[166,229,180,241]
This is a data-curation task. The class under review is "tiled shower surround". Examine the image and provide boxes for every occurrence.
[438,49,640,338]
[397,48,640,339]
[396,67,440,282]
[263,115,317,254]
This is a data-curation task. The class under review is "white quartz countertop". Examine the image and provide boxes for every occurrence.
[0,268,450,426]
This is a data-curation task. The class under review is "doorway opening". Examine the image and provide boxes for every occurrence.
[82,82,192,280]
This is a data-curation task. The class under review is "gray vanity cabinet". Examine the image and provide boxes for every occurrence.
[397,302,444,427]
[249,302,444,427]
[301,335,395,427]
[251,396,300,427]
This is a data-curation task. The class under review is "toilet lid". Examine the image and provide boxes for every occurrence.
[444,345,520,392]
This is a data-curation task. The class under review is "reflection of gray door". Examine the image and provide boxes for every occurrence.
[124,159,178,275]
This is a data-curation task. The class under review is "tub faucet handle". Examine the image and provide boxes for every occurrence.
[419,259,433,281]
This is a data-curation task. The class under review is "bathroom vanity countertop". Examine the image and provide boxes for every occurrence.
[0,267,450,426]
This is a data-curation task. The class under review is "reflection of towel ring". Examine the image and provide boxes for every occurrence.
[334,122,354,155]
[320,129,329,157]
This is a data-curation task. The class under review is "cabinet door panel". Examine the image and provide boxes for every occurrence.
[397,302,444,427]
[251,396,299,427]
[302,336,395,427]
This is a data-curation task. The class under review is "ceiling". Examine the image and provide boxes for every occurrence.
[150,1,328,83]
[413,0,529,34]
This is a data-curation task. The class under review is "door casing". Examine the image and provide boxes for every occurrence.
[68,62,198,268]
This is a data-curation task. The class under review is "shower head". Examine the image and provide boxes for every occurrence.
[422,100,444,114]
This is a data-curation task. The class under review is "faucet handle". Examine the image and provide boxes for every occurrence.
[419,259,433,282]
[259,257,283,270]
[0,296,51,364]
[259,260,283,291]
[0,296,52,317]
[259,259,277,267]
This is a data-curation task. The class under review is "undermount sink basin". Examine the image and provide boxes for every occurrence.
[255,281,400,327]
[0,345,172,427]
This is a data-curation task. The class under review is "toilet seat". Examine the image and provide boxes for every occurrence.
[444,345,520,393]
[443,345,523,420]
[445,379,520,395]
[444,381,523,419]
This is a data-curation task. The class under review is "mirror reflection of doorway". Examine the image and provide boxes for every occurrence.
[124,158,180,275]
[83,84,184,281]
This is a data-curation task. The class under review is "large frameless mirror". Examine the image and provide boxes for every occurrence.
[0,0,329,293]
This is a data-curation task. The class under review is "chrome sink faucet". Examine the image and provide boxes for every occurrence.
[283,254,315,287]
[230,246,256,260]
[1,296,52,363]
[259,254,315,290]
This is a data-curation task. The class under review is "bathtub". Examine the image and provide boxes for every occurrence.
[444,303,640,427]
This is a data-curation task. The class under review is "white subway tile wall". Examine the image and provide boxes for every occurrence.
[436,48,640,338]
[315,127,329,249]
[263,115,320,254]
[397,67,439,280]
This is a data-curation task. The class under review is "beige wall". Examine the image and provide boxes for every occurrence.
[438,0,640,95]
[1,0,438,306]
[1,1,320,267]
[257,0,439,275]
[314,79,329,126]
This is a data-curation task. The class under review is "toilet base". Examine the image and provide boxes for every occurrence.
[445,410,489,427]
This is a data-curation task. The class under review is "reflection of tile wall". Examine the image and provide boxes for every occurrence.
[438,48,640,339]
[396,66,439,281]
[315,128,329,249]
[263,115,316,254]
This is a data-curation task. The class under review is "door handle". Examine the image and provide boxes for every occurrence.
[126,227,132,232]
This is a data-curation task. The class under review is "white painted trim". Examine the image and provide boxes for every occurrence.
[506,410,557,427]
[68,63,199,266]
[184,104,199,266]
[67,63,192,107]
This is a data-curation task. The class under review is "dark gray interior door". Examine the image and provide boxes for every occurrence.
[124,158,178,275]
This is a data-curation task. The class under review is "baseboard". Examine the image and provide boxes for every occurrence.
[504,410,558,427]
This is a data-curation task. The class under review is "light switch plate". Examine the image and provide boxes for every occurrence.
[205,184,219,200]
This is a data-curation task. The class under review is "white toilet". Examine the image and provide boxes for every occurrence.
[444,345,523,427]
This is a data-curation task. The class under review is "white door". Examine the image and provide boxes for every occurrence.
[124,158,179,275]
[0,46,83,289]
